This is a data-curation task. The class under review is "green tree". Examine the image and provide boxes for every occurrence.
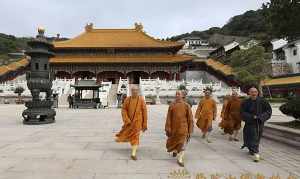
[229,46,271,95]
[178,84,187,91]
[263,0,300,41]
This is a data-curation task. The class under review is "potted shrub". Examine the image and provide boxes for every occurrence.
[14,86,25,104]
[279,97,300,121]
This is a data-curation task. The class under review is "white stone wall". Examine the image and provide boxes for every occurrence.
[284,41,300,74]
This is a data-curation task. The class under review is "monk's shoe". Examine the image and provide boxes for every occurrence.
[131,155,138,161]
[177,160,185,167]
[253,154,260,162]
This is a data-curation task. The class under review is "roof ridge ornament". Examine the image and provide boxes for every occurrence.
[134,22,143,32]
[37,26,45,39]
[85,23,94,32]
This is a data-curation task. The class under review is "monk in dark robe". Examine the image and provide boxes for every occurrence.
[223,90,242,141]
[115,86,147,160]
[165,90,193,167]
[195,88,217,143]
[241,87,272,162]
[219,95,230,134]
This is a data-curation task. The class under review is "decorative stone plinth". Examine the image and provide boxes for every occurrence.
[22,100,56,124]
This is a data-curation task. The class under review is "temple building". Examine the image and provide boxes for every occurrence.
[1,23,299,96]
[51,23,193,84]
[0,23,242,88]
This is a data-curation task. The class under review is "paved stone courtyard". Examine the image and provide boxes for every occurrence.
[0,104,299,179]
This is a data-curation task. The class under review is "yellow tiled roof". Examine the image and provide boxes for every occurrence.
[263,76,300,86]
[0,58,29,76]
[54,28,183,49]
[205,59,233,76]
[50,55,193,64]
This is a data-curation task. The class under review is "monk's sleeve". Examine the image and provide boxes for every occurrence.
[221,100,228,118]
[141,98,148,130]
[258,100,272,123]
[165,105,172,136]
[224,100,231,120]
[121,98,131,125]
[187,105,194,134]
[195,101,202,119]
[240,100,255,124]
[213,100,217,120]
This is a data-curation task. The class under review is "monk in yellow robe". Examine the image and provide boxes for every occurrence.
[219,95,230,133]
[165,90,193,167]
[115,86,147,160]
[223,90,242,141]
[195,88,217,143]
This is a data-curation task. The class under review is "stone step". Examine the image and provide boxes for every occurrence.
[107,84,118,107]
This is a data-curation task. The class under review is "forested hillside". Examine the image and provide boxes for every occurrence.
[0,33,30,59]
[168,9,269,44]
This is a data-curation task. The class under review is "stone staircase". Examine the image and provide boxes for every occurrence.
[107,84,118,107]
[58,88,73,106]
[58,93,69,106]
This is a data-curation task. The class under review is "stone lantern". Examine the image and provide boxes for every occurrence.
[22,27,56,124]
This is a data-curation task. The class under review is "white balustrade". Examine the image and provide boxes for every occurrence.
[117,77,129,96]
[139,78,246,98]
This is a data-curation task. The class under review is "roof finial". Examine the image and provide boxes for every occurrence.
[37,26,45,36]
[134,22,143,32]
[36,26,46,39]
[85,23,93,32]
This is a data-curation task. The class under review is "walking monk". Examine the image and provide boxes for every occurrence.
[219,95,230,134]
[195,88,217,143]
[165,90,193,167]
[115,86,148,160]
[223,90,242,141]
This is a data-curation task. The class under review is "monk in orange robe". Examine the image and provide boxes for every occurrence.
[223,90,242,141]
[219,95,230,133]
[115,86,147,160]
[195,88,217,143]
[165,90,193,167]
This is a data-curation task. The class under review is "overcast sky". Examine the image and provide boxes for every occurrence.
[0,0,269,39]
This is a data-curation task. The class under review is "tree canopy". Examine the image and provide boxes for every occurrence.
[0,33,29,64]
[263,0,300,41]
[222,10,268,37]
[229,46,271,89]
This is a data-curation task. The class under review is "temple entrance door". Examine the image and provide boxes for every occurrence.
[97,71,125,84]
[55,71,72,79]
[107,78,116,84]
[127,71,149,84]
[150,71,170,80]
[73,71,95,79]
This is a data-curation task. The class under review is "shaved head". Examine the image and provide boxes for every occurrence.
[175,90,183,101]
[131,85,139,97]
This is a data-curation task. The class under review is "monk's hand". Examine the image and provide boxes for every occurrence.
[125,120,131,126]
[166,131,171,137]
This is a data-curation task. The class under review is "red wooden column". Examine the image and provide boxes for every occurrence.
[175,72,180,80]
